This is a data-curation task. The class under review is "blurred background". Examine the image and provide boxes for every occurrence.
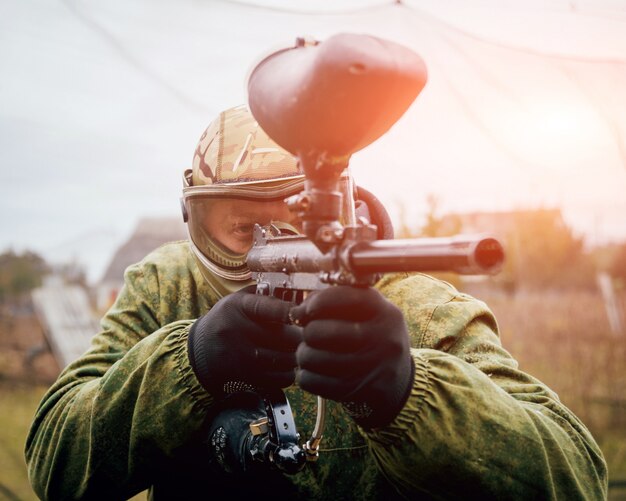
[1,0,625,499]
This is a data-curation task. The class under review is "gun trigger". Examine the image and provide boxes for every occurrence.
[288,308,302,326]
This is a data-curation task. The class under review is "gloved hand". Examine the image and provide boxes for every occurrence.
[188,287,302,397]
[291,286,414,429]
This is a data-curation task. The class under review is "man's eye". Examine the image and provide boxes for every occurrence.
[232,224,255,237]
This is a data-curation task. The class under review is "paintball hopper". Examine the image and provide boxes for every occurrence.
[247,33,427,167]
[246,33,428,252]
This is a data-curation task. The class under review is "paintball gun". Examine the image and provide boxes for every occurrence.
[207,33,505,477]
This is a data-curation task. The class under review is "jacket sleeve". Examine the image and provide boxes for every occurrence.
[25,248,214,500]
[366,273,608,500]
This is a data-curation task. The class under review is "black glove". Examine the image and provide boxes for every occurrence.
[291,286,414,429]
[188,288,302,397]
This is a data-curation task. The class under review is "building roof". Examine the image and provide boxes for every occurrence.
[32,276,100,368]
[100,217,187,284]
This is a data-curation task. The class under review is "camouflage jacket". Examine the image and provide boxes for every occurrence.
[25,241,607,500]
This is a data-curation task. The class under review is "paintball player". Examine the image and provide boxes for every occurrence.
[26,105,607,500]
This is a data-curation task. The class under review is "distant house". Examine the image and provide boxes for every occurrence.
[96,217,187,312]
[32,275,100,369]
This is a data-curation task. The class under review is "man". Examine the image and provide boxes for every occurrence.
[26,105,607,500]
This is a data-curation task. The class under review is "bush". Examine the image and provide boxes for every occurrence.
[0,250,49,303]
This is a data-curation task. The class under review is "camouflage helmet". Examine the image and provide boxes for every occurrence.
[182,105,305,297]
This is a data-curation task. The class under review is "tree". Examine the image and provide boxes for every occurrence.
[504,209,595,290]
[396,194,463,288]
[420,194,461,238]
[0,250,50,303]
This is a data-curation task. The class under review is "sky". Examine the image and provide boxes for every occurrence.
[1,0,625,284]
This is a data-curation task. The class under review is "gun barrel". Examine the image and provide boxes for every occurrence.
[349,235,504,275]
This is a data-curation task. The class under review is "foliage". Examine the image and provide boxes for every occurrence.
[396,197,595,290]
[395,194,461,239]
[419,194,461,238]
[497,209,596,290]
[396,194,463,288]
[55,260,88,288]
[0,250,49,303]
[0,249,90,305]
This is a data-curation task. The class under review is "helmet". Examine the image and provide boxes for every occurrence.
[182,105,305,297]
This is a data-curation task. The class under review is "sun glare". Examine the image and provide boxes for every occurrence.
[497,99,606,169]
[535,106,582,139]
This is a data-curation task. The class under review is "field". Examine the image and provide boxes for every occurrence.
[0,288,625,499]
[477,287,626,499]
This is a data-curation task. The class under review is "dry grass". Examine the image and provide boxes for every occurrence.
[473,286,626,491]
[0,382,47,501]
